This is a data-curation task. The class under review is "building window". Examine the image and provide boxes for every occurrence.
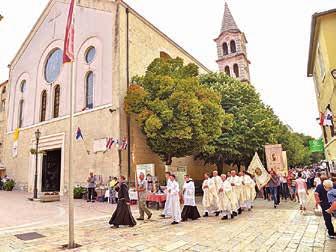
[18,99,24,128]
[20,80,26,93]
[53,85,60,118]
[2,87,6,94]
[230,40,236,53]
[85,72,94,109]
[45,48,63,83]
[40,90,47,122]
[233,64,239,77]
[317,44,325,80]
[85,46,96,64]
[222,42,228,55]
[224,66,230,76]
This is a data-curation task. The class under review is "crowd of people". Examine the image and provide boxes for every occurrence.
[87,167,336,239]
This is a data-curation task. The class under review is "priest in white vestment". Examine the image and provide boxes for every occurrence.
[228,170,241,215]
[242,171,256,210]
[181,175,200,221]
[218,174,234,220]
[168,174,182,224]
[202,173,219,217]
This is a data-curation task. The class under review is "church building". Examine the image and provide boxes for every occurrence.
[215,3,251,83]
[3,0,215,194]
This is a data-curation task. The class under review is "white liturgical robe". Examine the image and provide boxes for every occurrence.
[183,180,196,206]
[169,180,181,222]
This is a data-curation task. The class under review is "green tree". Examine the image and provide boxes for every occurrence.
[197,72,280,172]
[125,58,227,165]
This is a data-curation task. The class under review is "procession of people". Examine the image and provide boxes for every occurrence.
[106,166,336,241]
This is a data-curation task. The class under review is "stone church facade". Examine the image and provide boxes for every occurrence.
[3,0,216,194]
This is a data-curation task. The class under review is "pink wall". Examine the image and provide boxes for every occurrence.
[8,1,115,131]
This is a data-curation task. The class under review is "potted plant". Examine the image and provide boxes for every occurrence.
[74,186,85,199]
[3,179,15,191]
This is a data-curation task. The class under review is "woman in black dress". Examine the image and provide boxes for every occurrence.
[109,176,136,228]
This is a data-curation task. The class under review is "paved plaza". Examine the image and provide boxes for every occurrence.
[0,191,335,252]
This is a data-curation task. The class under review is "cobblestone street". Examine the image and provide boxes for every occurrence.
[0,192,335,252]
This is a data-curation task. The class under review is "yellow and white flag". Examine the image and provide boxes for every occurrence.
[247,152,271,189]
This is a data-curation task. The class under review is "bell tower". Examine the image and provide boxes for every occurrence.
[215,2,251,83]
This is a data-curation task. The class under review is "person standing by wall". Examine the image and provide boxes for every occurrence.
[136,172,152,221]
[87,172,96,203]
[315,177,335,239]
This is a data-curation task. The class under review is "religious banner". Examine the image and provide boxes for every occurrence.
[136,164,155,177]
[265,144,285,175]
[12,128,20,158]
[308,139,324,153]
[247,152,271,189]
[282,151,288,175]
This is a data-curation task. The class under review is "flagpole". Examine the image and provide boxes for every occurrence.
[68,0,77,248]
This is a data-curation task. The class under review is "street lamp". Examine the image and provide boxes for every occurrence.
[331,69,336,80]
[33,129,41,199]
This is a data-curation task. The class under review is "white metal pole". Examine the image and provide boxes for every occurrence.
[68,59,75,248]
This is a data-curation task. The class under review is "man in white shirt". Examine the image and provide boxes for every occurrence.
[136,172,152,220]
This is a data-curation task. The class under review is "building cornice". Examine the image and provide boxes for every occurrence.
[307,8,336,77]
[216,53,250,64]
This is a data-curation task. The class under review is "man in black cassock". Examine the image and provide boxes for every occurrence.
[109,176,136,228]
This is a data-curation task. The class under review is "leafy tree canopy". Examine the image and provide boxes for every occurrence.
[125,58,228,165]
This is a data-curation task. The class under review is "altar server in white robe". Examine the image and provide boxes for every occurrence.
[239,171,248,209]
[202,173,219,217]
[211,171,222,216]
[218,174,234,220]
[228,170,241,215]
[161,172,172,218]
[168,174,181,224]
[181,175,201,221]
[241,171,256,210]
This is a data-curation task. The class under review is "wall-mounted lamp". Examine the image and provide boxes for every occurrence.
[331,69,336,80]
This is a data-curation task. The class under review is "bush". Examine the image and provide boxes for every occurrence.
[3,179,15,191]
[74,186,86,199]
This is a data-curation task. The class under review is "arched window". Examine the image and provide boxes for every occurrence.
[224,66,230,76]
[40,90,47,122]
[233,64,239,77]
[18,99,24,128]
[222,42,228,55]
[230,40,236,53]
[53,85,60,118]
[20,80,26,93]
[85,72,94,109]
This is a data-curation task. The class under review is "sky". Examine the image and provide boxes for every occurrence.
[0,0,335,138]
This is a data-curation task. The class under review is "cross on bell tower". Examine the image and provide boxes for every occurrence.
[215,2,251,83]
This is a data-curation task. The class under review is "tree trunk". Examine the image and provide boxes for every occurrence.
[216,158,224,175]
[165,154,173,166]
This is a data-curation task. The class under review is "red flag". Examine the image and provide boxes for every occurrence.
[63,0,75,63]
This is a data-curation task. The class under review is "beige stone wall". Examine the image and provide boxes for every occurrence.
[3,106,119,192]
[118,4,214,182]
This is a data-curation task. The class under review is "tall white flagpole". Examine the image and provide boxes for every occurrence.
[68,0,77,248]
[68,59,75,248]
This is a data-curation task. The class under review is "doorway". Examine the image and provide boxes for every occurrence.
[41,149,61,192]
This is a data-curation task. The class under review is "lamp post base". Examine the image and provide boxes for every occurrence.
[27,197,40,202]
